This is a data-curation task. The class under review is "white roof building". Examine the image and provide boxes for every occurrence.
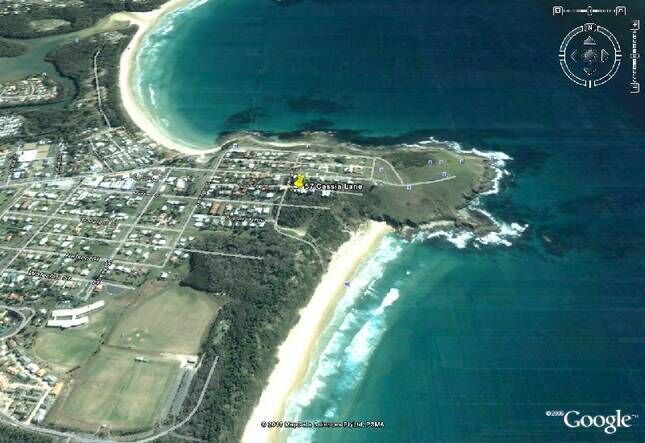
[47,300,105,329]
[50,300,105,318]
[47,317,89,329]
[18,150,38,163]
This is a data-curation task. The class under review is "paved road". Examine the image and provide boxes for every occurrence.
[0,305,34,340]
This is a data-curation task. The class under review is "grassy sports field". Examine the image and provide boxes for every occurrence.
[46,347,179,432]
[31,332,97,373]
[107,284,221,355]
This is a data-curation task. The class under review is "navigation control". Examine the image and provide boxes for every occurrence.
[559,23,621,88]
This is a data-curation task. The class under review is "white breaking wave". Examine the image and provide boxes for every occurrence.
[157,22,175,37]
[185,0,211,10]
[345,289,400,366]
[286,287,401,443]
[376,288,400,313]
[425,230,475,249]
[147,85,158,108]
[284,239,405,442]
[344,314,382,368]
[474,207,528,247]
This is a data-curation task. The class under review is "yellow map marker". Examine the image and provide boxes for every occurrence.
[294,174,305,189]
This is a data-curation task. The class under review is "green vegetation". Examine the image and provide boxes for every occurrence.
[178,228,320,440]
[0,426,53,443]
[46,28,134,125]
[0,38,29,57]
[14,29,136,142]
[0,0,167,38]
[107,284,221,354]
[46,346,179,433]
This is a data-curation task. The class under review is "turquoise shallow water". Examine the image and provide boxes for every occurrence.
[136,0,645,440]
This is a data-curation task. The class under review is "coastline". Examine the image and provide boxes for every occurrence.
[241,221,394,443]
[114,0,219,156]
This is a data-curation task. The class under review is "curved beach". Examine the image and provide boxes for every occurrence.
[242,221,393,443]
[115,0,219,155]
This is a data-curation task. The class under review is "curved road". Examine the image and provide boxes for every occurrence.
[0,305,34,340]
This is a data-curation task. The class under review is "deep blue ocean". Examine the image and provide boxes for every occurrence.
[136,0,645,441]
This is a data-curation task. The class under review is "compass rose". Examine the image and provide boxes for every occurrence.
[559,23,622,88]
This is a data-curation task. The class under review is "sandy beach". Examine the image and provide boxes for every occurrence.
[241,221,393,443]
[115,0,220,156]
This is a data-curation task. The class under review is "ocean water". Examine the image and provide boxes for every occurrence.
[136,0,645,441]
